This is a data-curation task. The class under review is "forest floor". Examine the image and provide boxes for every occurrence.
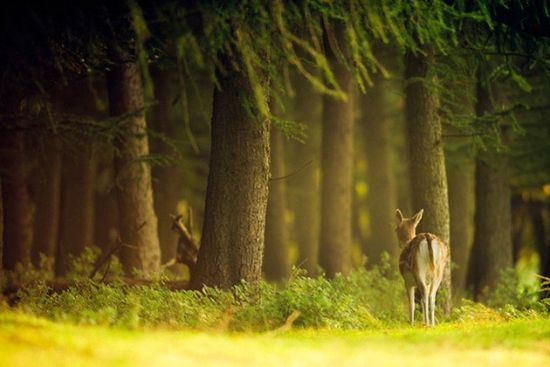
[0,311,549,367]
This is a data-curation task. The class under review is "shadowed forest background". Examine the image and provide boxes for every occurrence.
[0,1,549,366]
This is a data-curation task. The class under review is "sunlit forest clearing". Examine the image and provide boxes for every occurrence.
[1,312,549,367]
[1,0,550,365]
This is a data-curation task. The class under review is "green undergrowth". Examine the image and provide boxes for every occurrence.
[2,250,549,331]
[12,266,403,331]
[5,270,549,332]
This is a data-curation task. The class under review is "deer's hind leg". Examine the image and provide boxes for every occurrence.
[429,274,444,326]
[418,288,426,323]
[407,286,416,325]
[421,283,430,326]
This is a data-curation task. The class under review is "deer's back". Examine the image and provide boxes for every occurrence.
[399,233,447,286]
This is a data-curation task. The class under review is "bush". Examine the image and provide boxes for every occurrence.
[14,256,406,331]
[488,268,543,310]
[9,255,549,331]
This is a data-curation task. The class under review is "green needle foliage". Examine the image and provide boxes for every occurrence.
[1,0,497,138]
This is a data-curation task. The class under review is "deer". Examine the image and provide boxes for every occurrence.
[395,209,448,326]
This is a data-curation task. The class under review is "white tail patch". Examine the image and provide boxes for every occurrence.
[416,239,443,280]
[431,239,442,263]
[416,240,431,279]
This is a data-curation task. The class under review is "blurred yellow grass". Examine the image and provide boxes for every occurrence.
[0,311,549,367]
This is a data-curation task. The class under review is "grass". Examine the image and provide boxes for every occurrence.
[0,311,549,367]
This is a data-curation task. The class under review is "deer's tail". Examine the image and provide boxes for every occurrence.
[426,234,436,271]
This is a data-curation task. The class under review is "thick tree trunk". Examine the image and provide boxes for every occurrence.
[471,157,512,298]
[0,131,33,270]
[511,194,527,264]
[447,161,474,298]
[107,62,161,275]
[469,73,513,300]
[191,61,270,289]
[94,160,119,251]
[532,202,549,270]
[395,135,413,216]
[263,127,289,281]
[363,76,398,265]
[56,147,96,274]
[319,24,354,277]
[291,75,320,276]
[31,136,62,269]
[404,48,451,313]
[0,177,3,271]
[531,201,550,297]
[151,70,180,263]
[54,80,99,275]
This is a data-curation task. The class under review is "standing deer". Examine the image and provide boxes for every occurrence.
[395,209,448,326]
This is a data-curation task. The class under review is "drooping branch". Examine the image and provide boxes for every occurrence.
[170,211,199,271]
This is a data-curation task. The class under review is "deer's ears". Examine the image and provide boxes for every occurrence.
[395,209,404,224]
[413,209,424,227]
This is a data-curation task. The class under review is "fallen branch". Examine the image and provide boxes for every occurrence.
[90,222,145,279]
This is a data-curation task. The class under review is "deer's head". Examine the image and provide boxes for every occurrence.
[395,209,423,246]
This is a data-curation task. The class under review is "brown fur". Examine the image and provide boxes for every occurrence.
[399,233,446,283]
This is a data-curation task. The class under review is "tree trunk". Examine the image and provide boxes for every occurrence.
[471,157,512,298]
[511,193,527,264]
[31,136,62,269]
[447,160,474,298]
[263,127,289,281]
[54,80,99,275]
[530,200,550,297]
[291,75,320,276]
[151,70,180,263]
[363,76,398,265]
[0,131,33,270]
[404,48,451,313]
[0,177,2,271]
[319,24,354,278]
[94,159,119,251]
[56,147,96,274]
[469,72,513,300]
[107,62,161,275]
[0,177,3,272]
[191,60,270,289]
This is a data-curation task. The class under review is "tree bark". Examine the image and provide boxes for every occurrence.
[191,59,270,289]
[151,70,180,263]
[54,80,99,275]
[263,127,289,281]
[0,177,3,271]
[471,157,512,298]
[469,72,513,300]
[31,136,62,269]
[0,131,33,270]
[530,200,550,297]
[511,193,527,264]
[56,146,96,274]
[107,62,161,275]
[94,159,119,251]
[291,75,320,276]
[363,76,398,265]
[319,23,354,278]
[404,48,451,313]
[447,160,474,298]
